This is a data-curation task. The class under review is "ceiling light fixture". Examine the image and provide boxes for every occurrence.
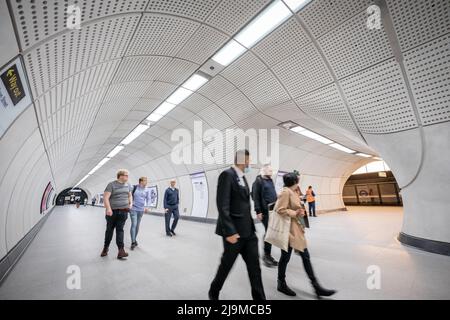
[211,39,247,66]
[107,145,124,158]
[283,0,312,12]
[329,143,356,154]
[121,123,150,145]
[235,0,292,49]
[355,153,372,158]
[182,73,209,91]
[166,87,194,105]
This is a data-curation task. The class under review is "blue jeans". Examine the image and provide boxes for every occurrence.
[308,201,316,217]
[130,210,144,243]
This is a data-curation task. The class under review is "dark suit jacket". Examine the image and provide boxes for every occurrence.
[215,167,255,238]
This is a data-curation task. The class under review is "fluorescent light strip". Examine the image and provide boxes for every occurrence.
[235,0,292,49]
[121,123,149,145]
[283,0,312,12]
[355,153,372,158]
[211,39,247,66]
[182,74,209,91]
[329,143,356,154]
[166,87,194,105]
[107,145,124,158]
[290,126,333,144]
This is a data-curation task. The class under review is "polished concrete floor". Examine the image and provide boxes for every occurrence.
[0,205,449,300]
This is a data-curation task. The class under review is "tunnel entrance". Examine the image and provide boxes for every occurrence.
[343,161,402,206]
[56,187,88,206]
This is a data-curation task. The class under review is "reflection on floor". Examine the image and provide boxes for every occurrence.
[0,205,449,300]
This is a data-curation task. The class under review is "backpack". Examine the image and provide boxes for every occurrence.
[132,185,137,196]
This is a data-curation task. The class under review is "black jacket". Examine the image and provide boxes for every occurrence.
[215,168,255,238]
[252,175,277,214]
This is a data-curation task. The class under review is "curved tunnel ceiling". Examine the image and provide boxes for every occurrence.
[3,0,449,196]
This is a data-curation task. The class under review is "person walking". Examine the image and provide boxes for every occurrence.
[100,169,132,259]
[252,164,278,268]
[130,177,151,250]
[275,173,336,299]
[164,179,180,237]
[209,150,266,301]
[306,186,317,217]
[91,197,96,206]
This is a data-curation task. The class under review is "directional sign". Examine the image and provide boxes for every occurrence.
[1,63,26,105]
[0,57,32,137]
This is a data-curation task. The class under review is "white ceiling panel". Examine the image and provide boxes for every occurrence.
[341,58,418,133]
[271,42,333,98]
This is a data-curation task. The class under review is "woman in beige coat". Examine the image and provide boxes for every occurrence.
[274,172,336,298]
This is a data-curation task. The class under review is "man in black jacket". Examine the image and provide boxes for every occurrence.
[252,164,278,267]
[209,150,266,301]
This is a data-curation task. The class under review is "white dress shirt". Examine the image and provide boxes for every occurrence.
[232,165,247,187]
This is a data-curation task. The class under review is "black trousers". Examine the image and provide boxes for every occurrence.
[210,234,266,300]
[104,210,128,249]
[261,210,272,256]
[165,205,179,233]
[278,247,316,283]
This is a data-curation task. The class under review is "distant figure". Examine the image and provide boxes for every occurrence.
[130,177,151,250]
[84,198,88,206]
[275,173,336,298]
[209,149,266,301]
[75,197,81,208]
[306,186,316,217]
[91,197,96,206]
[164,179,180,237]
[101,169,132,259]
[252,164,278,268]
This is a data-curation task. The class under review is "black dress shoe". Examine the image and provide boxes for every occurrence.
[170,230,176,236]
[312,281,336,299]
[166,232,172,237]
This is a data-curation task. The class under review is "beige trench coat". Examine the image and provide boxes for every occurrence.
[274,187,307,252]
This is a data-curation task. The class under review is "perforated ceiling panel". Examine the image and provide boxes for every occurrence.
[198,104,235,130]
[176,24,229,64]
[216,89,256,123]
[299,0,373,38]
[318,10,393,79]
[404,34,450,126]
[241,70,290,110]
[197,75,235,101]
[113,56,198,85]
[205,0,271,35]
[271,42,333,98]
[220,51,267,87]
[9,0,148,50]
[126,14,200,56]
[146,0,220,22]
[295,84,359,135]
[386,0,450,52]
[253,17,310,67]
[24,15,139,98]
[341,58,418,133]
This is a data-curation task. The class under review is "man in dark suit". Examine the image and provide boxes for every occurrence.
[164,179,180,236]
[209,150,266,300]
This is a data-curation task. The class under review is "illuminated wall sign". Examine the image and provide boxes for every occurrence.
[0,57,32,137]
[190,172,209,218]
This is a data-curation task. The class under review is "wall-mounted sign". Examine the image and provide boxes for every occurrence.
[147,185,158,208]
[0,57,32,137]
[40,182,54,214]
[190,172,208,218]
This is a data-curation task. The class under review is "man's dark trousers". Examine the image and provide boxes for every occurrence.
[210,234,266,300]
[165,205,180,233]
[104,209,128,248]
[261,208,272,256]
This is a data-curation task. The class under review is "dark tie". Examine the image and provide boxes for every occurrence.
[242,175,249,192]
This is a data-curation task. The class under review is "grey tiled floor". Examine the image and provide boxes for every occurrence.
[0,205,449,299]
